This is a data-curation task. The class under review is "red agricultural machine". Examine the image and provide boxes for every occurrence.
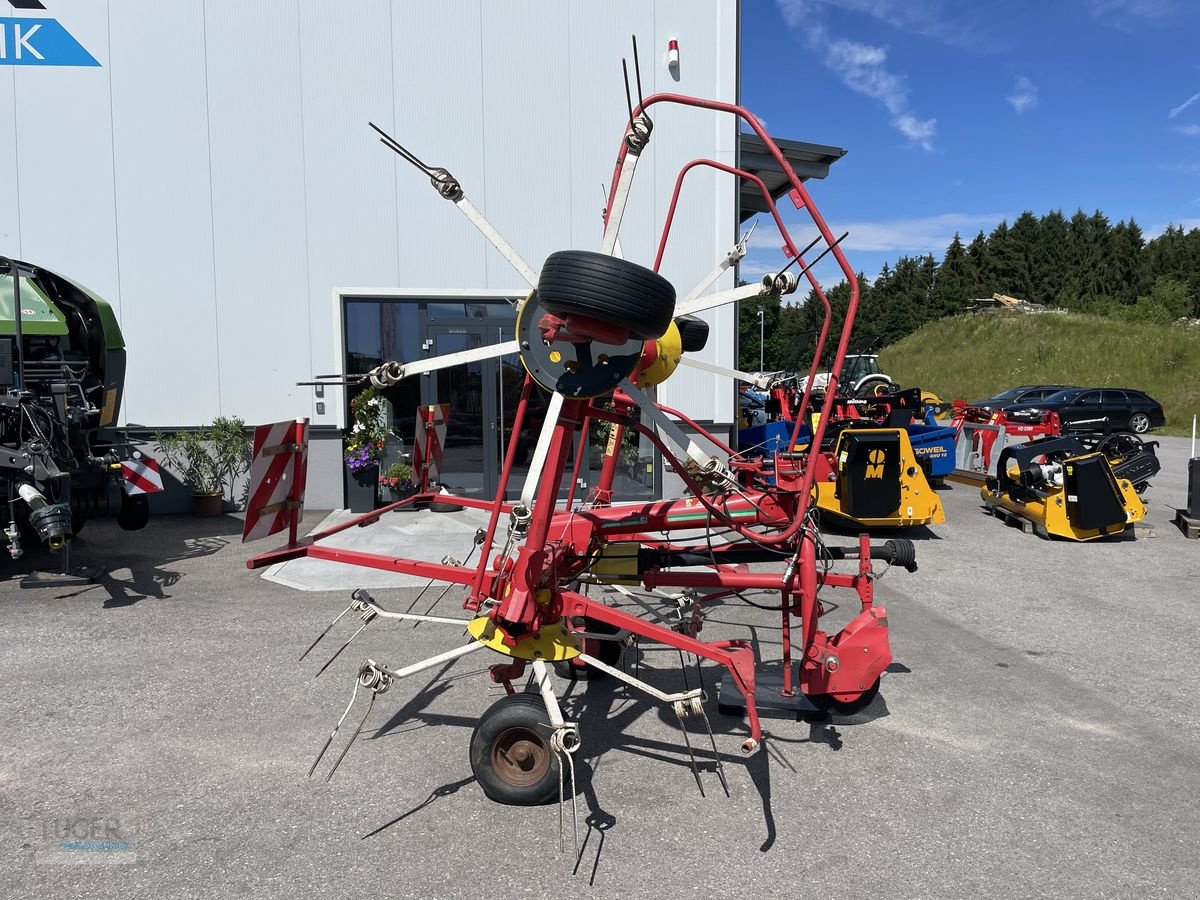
[248,44,918,834]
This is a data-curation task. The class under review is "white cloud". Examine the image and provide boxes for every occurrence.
[778,0,984,49]
[1147,218,1200,237]
[1169,91,1200,118]
[1175,124,1200,136]
[747,212,1004,255]
[1007,77,1039,114]
[1085,0,1178,27]
[776,2,937,150]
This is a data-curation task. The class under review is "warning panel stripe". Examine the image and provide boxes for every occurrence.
[244,420,308,543]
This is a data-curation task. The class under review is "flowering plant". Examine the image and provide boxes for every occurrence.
[379,461,414,489]
[344,386,387,473]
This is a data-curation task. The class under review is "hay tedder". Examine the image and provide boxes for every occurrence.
[248,50,919,827]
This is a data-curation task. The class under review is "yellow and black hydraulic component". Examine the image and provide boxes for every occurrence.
[981,436,1146,540]
[815,427,944,527]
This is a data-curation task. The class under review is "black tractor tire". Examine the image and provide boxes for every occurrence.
[1128,412,1152,434]
[537,250,676,341]
[674,315,710,353]
[852,376,896,399]
[469,693,560,806]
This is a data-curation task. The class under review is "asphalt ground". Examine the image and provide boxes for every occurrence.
[1,436,1197,899]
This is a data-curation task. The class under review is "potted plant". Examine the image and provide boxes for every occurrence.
[344,386,387,513]
[156,416,251,516]
[379,461,415,503]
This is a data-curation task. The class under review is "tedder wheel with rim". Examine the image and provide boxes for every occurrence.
[1127,412,1152,434]
[536,249,676,341]
[469,693,560,805]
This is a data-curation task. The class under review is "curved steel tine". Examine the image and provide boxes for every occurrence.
[299,600,356,662]
[700,708,730,798]
[326,690,377,782]
[309,680,360,778]
[316,620,371,678]
[674,707,705,798]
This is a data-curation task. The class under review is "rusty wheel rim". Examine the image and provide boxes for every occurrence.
[491,725,550,787]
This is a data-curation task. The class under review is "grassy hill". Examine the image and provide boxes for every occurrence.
[878,312,1200,435]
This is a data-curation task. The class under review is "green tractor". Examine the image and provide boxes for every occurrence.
[1,256,151,561]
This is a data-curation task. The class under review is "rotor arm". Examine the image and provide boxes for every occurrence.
[300,339,520,389]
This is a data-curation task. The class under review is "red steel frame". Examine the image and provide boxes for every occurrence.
[248,94,889,753]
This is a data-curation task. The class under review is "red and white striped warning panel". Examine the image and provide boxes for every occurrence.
[120,456,164,494]
[412,403,450,491]
[242,419,309,543]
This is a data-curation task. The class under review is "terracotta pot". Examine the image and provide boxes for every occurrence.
[192,492,224,517]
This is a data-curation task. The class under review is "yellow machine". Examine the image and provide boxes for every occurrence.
[980,437,1145,540]
[803,427,945,528]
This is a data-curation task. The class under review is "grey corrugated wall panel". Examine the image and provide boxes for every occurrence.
[10,2,120,318]
[650,0,738,424]
[203,0,311,426]
[108,0,220,427]
[478,1,574,284]
[391,2,488,290]
[0,67,19,254]
[6,0,740,503]
[297,0,399,396]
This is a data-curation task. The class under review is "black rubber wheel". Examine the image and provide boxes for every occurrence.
[674,315,709,353]
[852,377,895,399]
[811,678,881,716]
[470,693,559,805]
[537,250,676,341]
[553,617,623,681]
[1128,412,1151,434]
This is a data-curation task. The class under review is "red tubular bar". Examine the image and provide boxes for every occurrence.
[469,374,535,603]
[652,156,834,456]
[604,93,860,547]
[564,591,763,749]
[654,402,739,458]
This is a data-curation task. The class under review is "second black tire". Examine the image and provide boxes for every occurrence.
[537,250,676,341]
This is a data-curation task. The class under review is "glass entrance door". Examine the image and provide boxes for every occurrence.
[421,327,498,499]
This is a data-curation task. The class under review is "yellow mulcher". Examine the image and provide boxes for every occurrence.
[981,435,1147,540]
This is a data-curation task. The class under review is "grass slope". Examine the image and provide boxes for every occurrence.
[878,312,1200,435]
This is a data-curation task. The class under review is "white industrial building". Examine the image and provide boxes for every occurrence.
[1,0,844,509]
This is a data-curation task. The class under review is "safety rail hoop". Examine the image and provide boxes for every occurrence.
[603,93,860,552]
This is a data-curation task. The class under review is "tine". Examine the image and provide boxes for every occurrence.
[674,707,705,798]
[700,708,731,798]
[621,58,635,125]
[567,751,579,854]
[299,601,355,661]
[309,681,359,778]
[315,621,370,678]
[678,649,691,692]
[558,750,564,854]
[308,734,335,779]
[631,34,645,110]
[326,691,376,782]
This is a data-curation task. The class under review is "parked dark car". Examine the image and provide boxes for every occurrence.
[1003,387,1165,434]
[969,384,1074,414]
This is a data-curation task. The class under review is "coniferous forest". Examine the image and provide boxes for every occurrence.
[737,210,1200,372]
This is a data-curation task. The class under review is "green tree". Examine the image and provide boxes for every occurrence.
[929,233,972,317]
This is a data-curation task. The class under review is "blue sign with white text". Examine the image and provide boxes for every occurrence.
[0,17,100,66]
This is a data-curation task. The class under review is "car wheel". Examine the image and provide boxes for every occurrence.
[1128,412,1151,434]
[537,250,676,341]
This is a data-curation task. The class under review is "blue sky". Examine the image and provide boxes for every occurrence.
[738,0,1200,285]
